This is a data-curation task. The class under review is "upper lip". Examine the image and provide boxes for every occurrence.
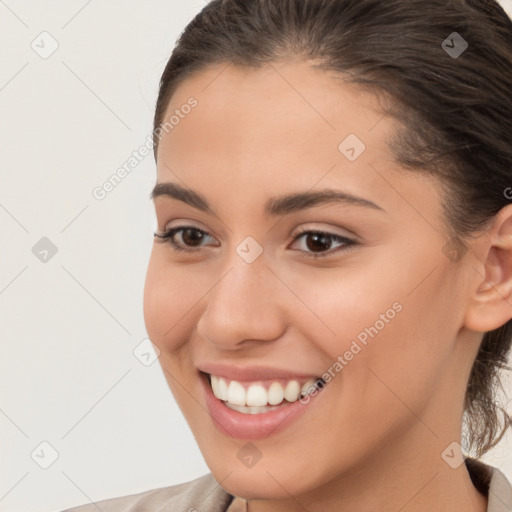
[197,362,322,382]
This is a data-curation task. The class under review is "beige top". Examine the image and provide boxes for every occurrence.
[60,458,512,512]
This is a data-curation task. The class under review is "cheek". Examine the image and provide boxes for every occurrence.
[288,257,455,403]
[143,252,195,349]
[143,256,202,406]
[283,263,405,360]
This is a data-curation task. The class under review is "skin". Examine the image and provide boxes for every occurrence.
[143,59,512,512]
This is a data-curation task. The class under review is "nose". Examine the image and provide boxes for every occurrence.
[196,256,287,350]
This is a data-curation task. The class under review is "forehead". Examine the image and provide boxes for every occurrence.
[159,59,391,159]
[155,60,441,221]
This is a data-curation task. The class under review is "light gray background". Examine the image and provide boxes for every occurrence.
[1,2,511,512]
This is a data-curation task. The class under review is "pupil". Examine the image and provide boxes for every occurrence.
[307,233,330,252]
[183,229,203,246]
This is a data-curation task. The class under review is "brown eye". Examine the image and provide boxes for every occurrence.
[153,226,217,252]
[291,230,356,258]
[304,232,332,252]
[181,228,206,246]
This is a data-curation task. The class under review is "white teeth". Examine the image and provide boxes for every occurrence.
[267,381,284,405]
[210,375,229,401]
[283,380,301,402]
[209,374,323,409]
[227,380,246,406]
[211,374,220,398]
[217,377,228,401]
[245,384,268,407]
[225,402,284,414]
[300,379,316,398]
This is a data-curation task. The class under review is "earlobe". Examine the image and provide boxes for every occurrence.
[463,204,512,333]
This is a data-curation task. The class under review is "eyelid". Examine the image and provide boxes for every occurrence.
[161,219,211,233]
[292,224,357,240]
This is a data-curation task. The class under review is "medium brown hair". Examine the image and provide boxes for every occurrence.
[153,0,512,458]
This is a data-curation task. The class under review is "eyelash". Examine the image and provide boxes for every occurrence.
[153,226,357,259]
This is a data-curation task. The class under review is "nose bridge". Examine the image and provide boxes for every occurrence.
[196,251,285,347]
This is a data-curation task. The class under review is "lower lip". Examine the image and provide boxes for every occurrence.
[200,372,324,440]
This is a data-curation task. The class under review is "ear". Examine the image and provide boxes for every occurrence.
[464,203,512,333]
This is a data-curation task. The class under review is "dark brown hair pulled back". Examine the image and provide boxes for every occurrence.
[153,0,512,458]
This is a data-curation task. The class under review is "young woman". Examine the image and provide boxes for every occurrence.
[62,0,512,510]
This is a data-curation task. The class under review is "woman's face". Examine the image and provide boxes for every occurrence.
[143,60,483,499]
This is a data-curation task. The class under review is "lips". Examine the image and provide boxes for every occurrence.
[197,362,324,382]
[197,363,327,439]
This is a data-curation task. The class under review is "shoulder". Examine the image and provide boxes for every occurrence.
[487,464,512,512]
[465,458,512,512]
[58,473,234,512]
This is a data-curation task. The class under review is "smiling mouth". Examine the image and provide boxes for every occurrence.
[205,372,326,414]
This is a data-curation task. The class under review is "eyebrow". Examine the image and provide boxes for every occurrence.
[150,182,386,217]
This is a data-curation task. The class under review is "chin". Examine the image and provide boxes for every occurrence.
[212,467,308,500]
